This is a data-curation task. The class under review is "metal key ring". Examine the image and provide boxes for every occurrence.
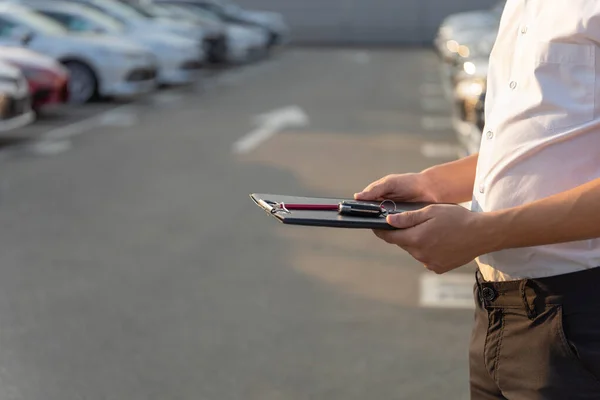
[379,200,397,216]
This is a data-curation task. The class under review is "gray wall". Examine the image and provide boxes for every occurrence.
[237,0,498,45]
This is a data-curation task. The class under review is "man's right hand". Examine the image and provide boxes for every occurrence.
[355,154,480,205]
[353,172,439,203]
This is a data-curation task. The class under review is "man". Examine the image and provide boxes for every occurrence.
[355,1,600,398]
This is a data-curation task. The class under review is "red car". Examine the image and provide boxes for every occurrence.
[0,46,69,113]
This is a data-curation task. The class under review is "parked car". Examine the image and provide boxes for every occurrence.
[0,45,69,113]
[155,0,286,48]
[122,0,228,64]
[0,59,34,132]
[153,0,268,63]
[451,57,488,156]
[56,0,208,60]
[435,2,503,64]
[447,29,497,85]
[20,1,205,85]
[0,3,158,103]
[210,0,288,47]
[435,1,505,56]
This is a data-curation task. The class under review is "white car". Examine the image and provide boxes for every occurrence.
[60,0,208,59]
[224,23,268,63]
[0,59,34,132]
[20,1,206,85]
[217,0,288,46]
[190,0,288,47]
[0,3,158,104]
[434,1,504,61]
[122,0,229,64]
[153,0,269,63]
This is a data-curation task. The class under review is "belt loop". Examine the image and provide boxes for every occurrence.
[475,269,484,304]
[520,279,537,320]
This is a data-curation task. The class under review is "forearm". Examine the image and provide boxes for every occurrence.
[484,178,600,252]
[421,153,478,204]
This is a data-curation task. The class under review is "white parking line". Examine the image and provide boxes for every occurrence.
[28,140,73,156]
[420,116,453,131]
[99,107,138,127]
[419,272,475,309]
[420,97,449,112]
[352,51,371,65]
[42,104,136,141]
[420,142,463,159]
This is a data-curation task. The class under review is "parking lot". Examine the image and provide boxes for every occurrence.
[0,47,480,400]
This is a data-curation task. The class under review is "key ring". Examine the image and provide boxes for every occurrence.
[379,200,397,216]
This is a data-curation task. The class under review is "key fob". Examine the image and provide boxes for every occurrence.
[338,201,384,218]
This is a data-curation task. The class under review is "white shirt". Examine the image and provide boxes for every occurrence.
[473,0,600,281]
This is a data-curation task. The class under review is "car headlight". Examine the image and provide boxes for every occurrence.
[463,61,477,75]
[0,77,19,94]
[446,40,459,53]
[455,79,486,99]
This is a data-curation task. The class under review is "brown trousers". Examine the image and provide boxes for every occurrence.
[470,268,600,399]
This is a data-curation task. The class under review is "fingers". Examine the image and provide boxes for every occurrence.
[373,229,415,247]
[354,176,391,201]
[372,230,428,263]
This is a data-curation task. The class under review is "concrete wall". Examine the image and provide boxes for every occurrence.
[237,0,499,45]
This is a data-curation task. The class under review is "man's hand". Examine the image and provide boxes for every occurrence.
[354,173,439,203]
[374,204,495,274]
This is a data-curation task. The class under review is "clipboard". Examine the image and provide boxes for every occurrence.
[250,193,432,230]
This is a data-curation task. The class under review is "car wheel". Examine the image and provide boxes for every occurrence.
[63,61,97,104]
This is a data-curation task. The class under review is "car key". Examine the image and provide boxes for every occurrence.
[338,200,387,218]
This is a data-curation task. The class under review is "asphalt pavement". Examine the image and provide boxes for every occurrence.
[0,48,475,400]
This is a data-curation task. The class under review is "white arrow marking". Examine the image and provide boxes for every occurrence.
[28,140,73,156]
[233,106,309,154]
[352,52,371,65]
[99,108,138,127]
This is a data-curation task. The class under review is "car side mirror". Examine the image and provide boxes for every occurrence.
[10,27,34,46]
[20,32,34,46]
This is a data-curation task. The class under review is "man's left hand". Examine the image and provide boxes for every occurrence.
[374,204,495,274]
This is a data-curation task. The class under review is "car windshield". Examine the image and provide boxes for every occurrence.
[73,6,126,32]
[143,4,172,17]
[12,9,68,35]
[169,3,222,22]
[88,0,150,20]
[114,0,155,18]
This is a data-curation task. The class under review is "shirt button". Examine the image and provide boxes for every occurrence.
[486,130,494,139]
[509,81,517,90]
[479,184,485,194]
[520,26,528,35]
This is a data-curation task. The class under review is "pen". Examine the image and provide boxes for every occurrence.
[277,203,339,211]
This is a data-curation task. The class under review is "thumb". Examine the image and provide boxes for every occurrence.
[386,210,431,229]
